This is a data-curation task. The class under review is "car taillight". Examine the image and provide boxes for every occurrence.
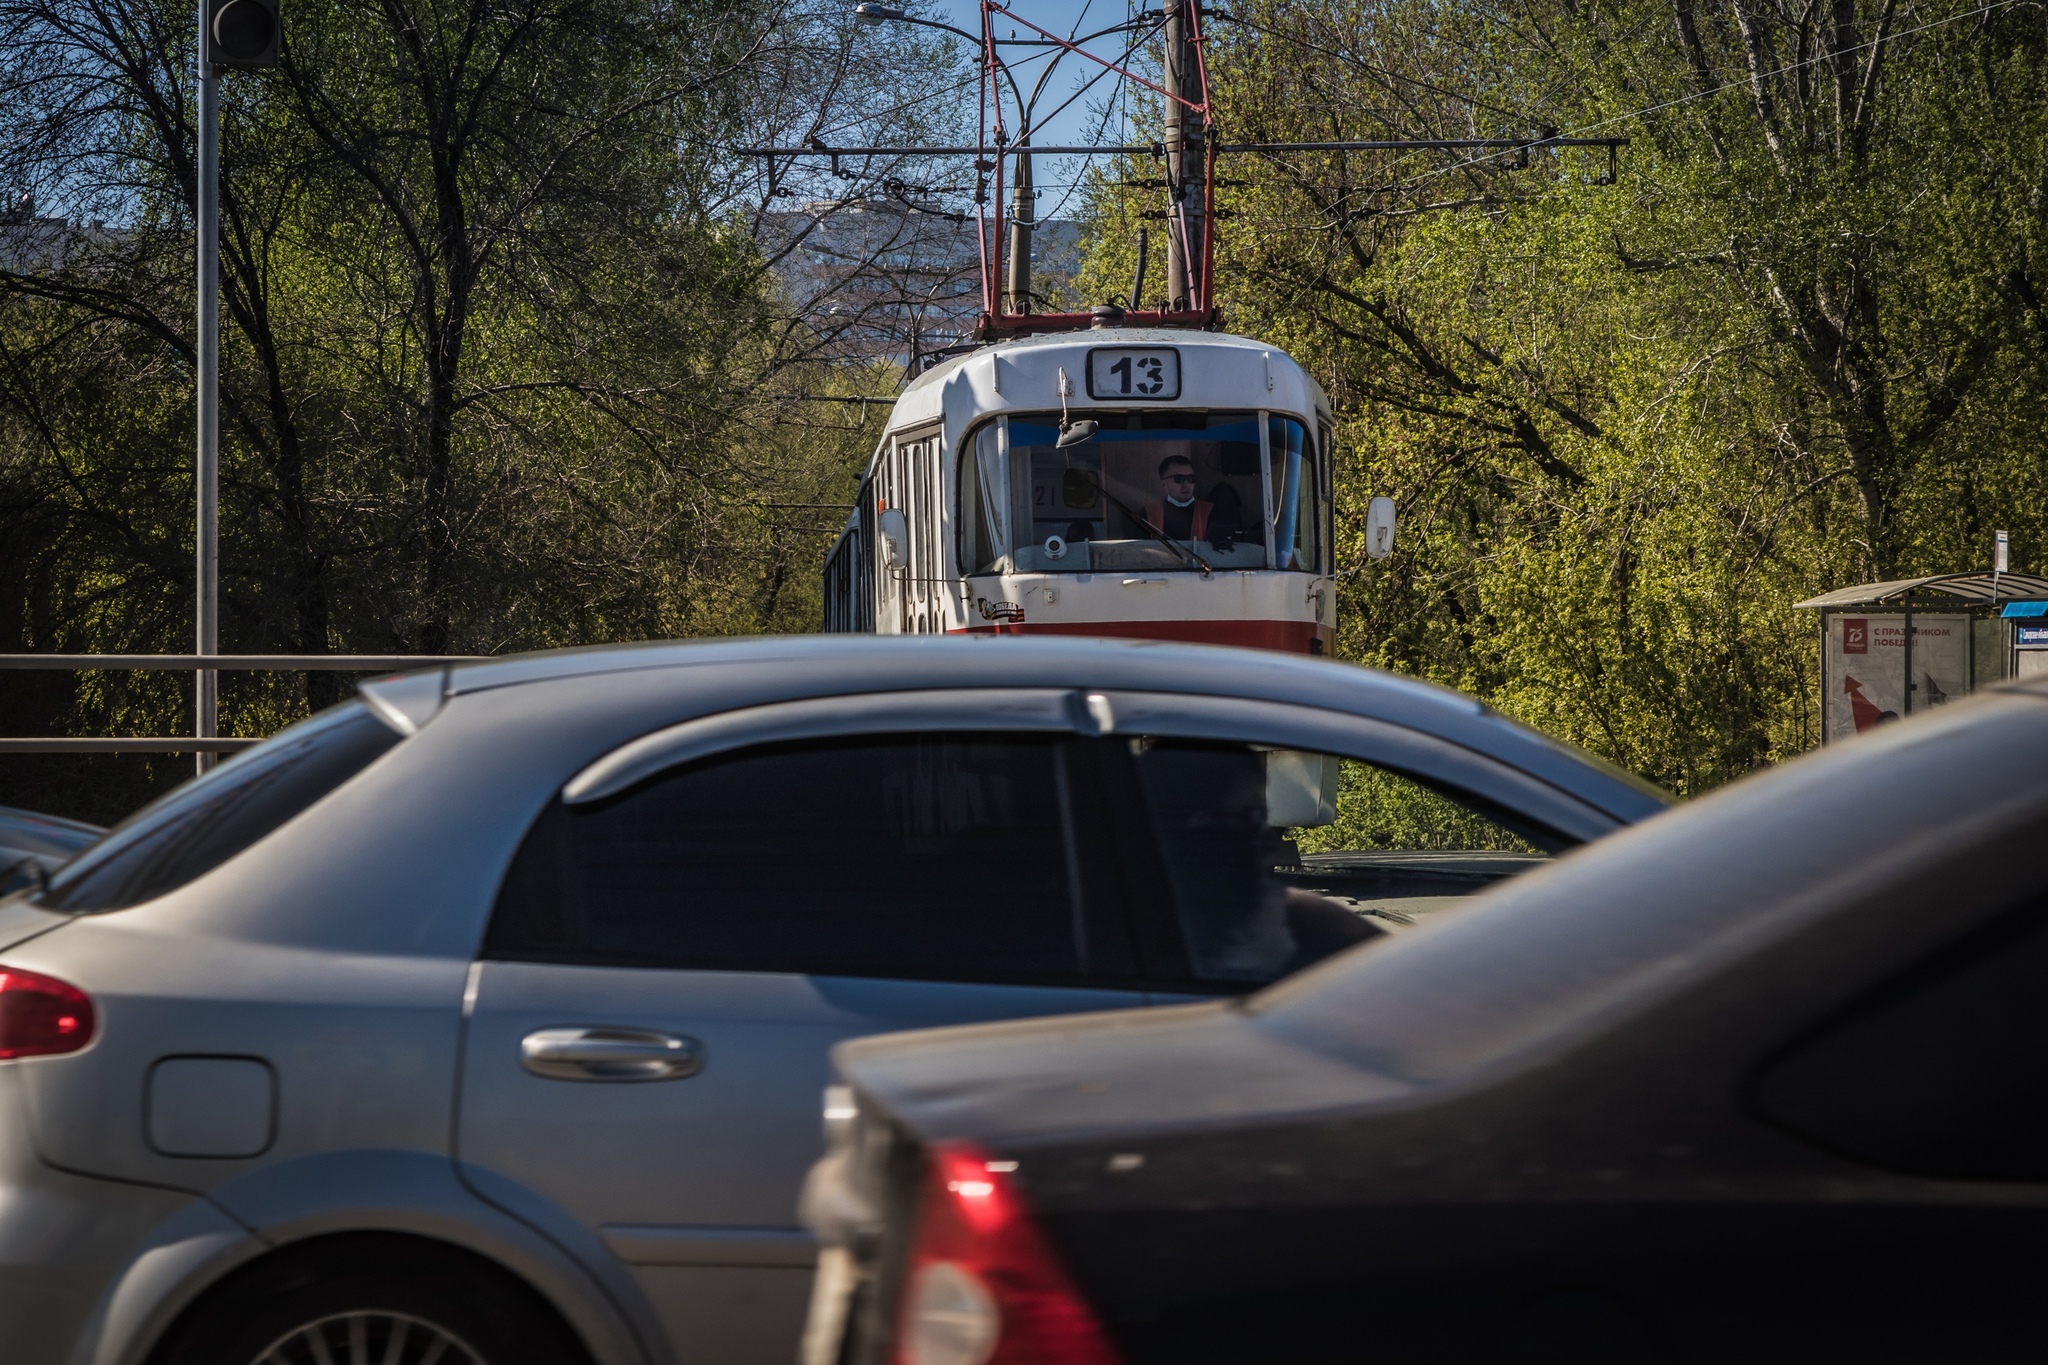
[0,967,95,1058]
[894,1142,1122,1365]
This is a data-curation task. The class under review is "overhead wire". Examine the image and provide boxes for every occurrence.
[1019,0,1135,231]
[786,34,1071,151]
[1374,0,2032,195]
[1038,71,1131,220]
[1021,12,1165,140]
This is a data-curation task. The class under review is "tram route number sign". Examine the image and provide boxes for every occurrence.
[1087,347,1180,401]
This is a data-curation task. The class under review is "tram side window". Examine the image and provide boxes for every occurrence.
[960,423,1010,576]
[487,734,1115,987]
[1267,416,1322,573]
[1124,741,1561,987]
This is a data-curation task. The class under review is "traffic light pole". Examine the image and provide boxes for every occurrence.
[195,3,219,773]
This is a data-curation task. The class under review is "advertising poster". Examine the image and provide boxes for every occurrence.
[1824,614,1971,742]
[2018,622,2048,681]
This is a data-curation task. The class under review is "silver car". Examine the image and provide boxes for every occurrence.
[0,804,103,895]
[0,637,1665,1365]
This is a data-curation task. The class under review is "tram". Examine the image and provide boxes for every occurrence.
[821,325,1337,653]
[801,0,1383,654]
[785,0,1617,651]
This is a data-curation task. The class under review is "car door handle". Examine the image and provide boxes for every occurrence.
[520,1027,705,1082]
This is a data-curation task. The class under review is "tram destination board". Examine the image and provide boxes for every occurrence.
[1087,347,1180,401]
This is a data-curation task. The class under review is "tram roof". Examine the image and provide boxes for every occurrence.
[881,328,1332,438]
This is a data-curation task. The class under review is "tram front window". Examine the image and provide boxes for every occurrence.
[958,411,1323,575]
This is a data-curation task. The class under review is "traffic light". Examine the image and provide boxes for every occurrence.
[206,0,280,69]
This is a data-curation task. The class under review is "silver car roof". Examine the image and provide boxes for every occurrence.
[420,636,1667,824]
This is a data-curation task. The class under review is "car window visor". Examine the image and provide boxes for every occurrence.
[563,689,1082,805]
[565,688,1610,846]
[1082,692,1612,847]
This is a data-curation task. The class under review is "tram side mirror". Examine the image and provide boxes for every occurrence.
[1056,420,1099,448]
[878,508,908,568]
[1365,496,1397,560]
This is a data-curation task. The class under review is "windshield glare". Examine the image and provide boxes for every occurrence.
[959,411,1323,575]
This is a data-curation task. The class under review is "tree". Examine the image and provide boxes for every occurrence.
[0,0,932,817]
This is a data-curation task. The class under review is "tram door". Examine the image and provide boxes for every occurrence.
[877,428,942,635]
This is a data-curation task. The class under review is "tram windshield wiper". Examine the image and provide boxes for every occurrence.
[1081,471,1214,577]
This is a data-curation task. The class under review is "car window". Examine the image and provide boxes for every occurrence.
[40,702,403,913]
[1125,740,1567,987]
[486,734,1137,987]
[1750,898,2048,1181]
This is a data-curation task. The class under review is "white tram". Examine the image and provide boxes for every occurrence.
[823,327,1337,654]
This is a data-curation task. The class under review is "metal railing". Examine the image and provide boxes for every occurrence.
[0,655,478,753]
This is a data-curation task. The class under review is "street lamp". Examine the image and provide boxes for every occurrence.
[193,0,278,770]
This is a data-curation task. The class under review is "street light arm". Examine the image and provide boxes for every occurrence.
[851,5,1027,122]
[851,5,1059,44]
[877,11,982,44]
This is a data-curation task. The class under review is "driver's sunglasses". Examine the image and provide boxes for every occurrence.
[1163,473,1196,484]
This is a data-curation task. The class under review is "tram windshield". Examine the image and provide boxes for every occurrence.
[958,411,1323,575]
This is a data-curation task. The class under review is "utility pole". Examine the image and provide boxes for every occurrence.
[193,0,280,772]
[1161,0,1205,312]
[1004,145,1034,314]
[195,0,220,773]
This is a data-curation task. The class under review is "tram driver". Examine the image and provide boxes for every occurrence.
[1143,455,1245,551]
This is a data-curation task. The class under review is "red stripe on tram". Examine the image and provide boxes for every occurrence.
[948,618,1327,654]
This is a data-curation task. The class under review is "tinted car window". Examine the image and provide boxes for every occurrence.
[488,734,1127,986]
[42,703,403,913]
[1752,899,2048,1181]
[1128,741,1566,986]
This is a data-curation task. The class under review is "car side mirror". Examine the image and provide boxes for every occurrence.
[878,508,908,568]
[1365,496,1397,560]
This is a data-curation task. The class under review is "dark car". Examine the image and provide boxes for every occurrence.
[801,677,2048,1365]
[0,804,102,895]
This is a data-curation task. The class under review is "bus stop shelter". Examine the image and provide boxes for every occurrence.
[1795,571,2048,743]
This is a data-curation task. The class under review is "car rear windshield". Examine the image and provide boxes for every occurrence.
[40,702,403,913]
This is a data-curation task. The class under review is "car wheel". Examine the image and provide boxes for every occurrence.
[156,1238,584,1365]
[249,1310,484,1364]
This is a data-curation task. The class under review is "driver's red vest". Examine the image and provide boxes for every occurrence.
[1144,498,1211,539]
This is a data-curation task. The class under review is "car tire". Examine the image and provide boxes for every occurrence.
[156,1236,586,1365]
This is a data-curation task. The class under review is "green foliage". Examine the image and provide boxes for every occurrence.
[0,0,888,817]
[1293,759,1543,853]
[1082,0,2048,795]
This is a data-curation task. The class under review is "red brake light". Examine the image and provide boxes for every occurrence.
[0,967,95,1059]
[894,1141,1123,1365]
